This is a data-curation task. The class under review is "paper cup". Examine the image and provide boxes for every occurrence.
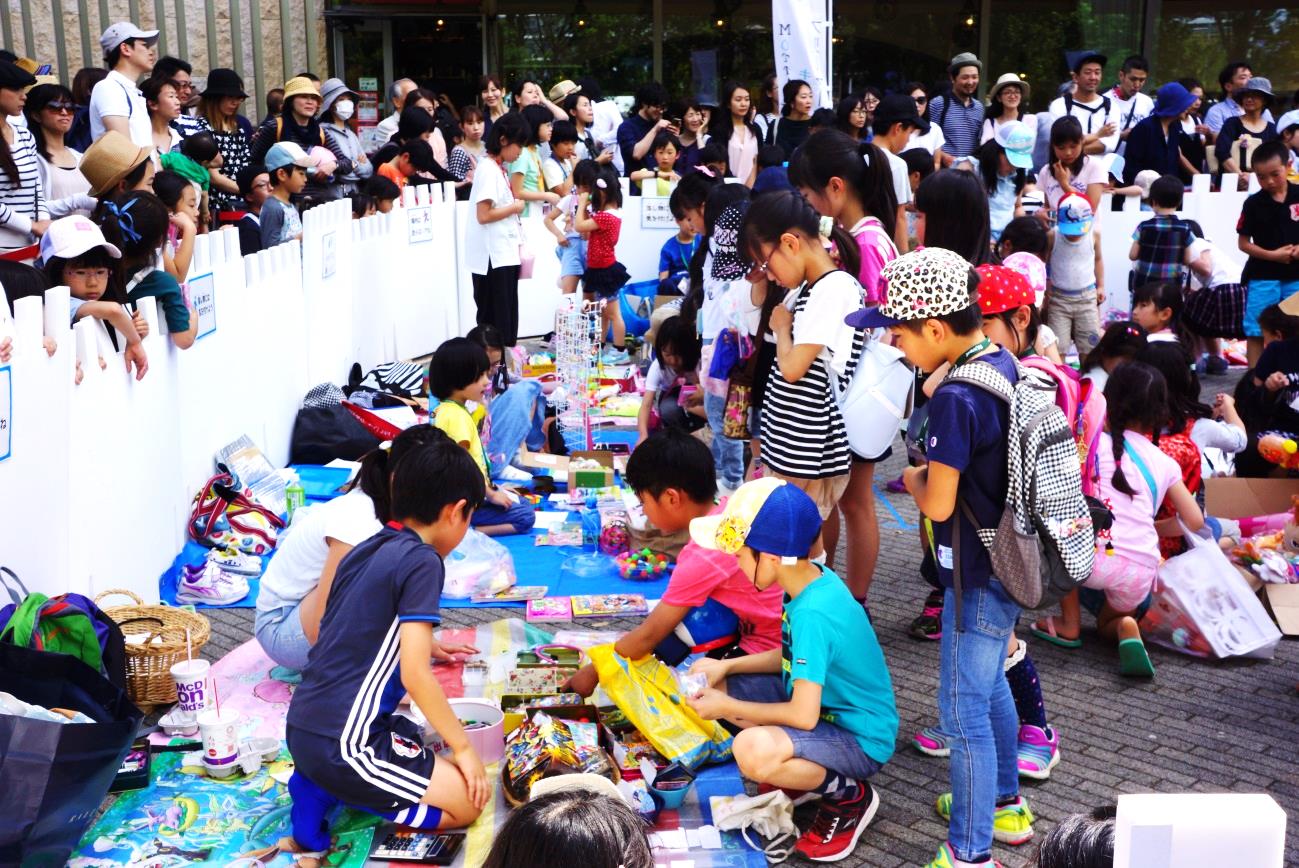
[197,708,241,776]
[170,659,211,716]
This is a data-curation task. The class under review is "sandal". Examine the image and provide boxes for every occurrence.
[1117,637,1156,678]
[275,836,330,868]
[1030,616,1082,649]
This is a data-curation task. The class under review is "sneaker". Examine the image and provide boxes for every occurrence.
[177,563,250,606]
[1205,354,1229,375]
[912,725,952,757]
[1017,724,1061,780]
[497,464,535,483]
[600,348,631,365]
[793,783,879,862]
[924,841,1003,868]
[206,548,263,576]
[935,793,1035,845]
[909,589,944,640]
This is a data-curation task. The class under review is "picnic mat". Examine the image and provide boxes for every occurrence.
[158,540,266,609]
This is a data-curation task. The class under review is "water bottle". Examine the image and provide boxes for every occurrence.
[285,472,306,520]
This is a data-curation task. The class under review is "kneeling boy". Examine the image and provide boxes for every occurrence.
[284,441,491,862]
[564,430,783,697]
[686,478,897,863]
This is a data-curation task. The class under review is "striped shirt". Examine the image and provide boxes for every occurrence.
[929,93,983,158]
[0,124,48,252]
[760,271,866,479]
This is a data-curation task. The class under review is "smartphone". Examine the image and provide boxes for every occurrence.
[671,117,683,130]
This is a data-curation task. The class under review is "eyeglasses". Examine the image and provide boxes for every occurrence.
[251,180,271,190]
[863,97,879,108]
[850,107,868,115]
[45,101,75,113]
[914,96,928,104]
[68,268,110,282]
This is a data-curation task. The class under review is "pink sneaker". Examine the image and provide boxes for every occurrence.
[1017,724,1060,780]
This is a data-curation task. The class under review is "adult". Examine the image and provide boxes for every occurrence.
[197,68,254,212]
[89,22,158,150]
[264,87,283,119]
[1107,55,1153,155]
[1048,50,1119,155]
[905,83,946,161]
[0,61,48,253]
[1215,77,1278,175]
[753,72,780,143]
[1176,77,1210,180]
[835,95,868,142]
[250,76,352,188]
[928,52,983,164]
[914,168,991,264]
[511,78,566,121]
[770,79,814,157]
[562,90,608,164]
[319,78,373,198]
[479,74,507,140]
[152,55,209,140]
[617,81,673,183]
[406,87,457,168]
[870,93,923,254]
[24,83,94,217]
[67,67,106,152]
[579,77,624,173]
[708,81,762,186]
[1204,60,1274,136]
[374,77,416,144]
[1121,81,1198,185]
[675,102,708,173]
[982,73,1035,145]
[141,76,181,157]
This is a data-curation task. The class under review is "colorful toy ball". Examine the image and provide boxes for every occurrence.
[616,549,675,581]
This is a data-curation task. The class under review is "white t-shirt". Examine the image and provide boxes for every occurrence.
[883,148,912,207]
[1049,230,1097,291]
[1188,237,1244,288]
[981,113,1038,145]
[792,269,863,376]
[1035,154,1106,212]
[1109,87,1154,153]
[700,274,756,344]
[464,155,521,274]
[256,490,381,612]
[908,124,946,156]
[89,69,153,150]
[1048,93,1120,154]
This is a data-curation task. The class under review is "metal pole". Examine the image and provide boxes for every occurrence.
[280,0,295,85]
[128,0,140,30]
[152,0,169,58]
[977,0,991,99]
[18,2,33,61]
[50,0,71,83]
[206,0,220,75]
[229,0,245,78]
[174,0,190,62]
[0,3,13,61]
[78,0,94,70]
[98,0,111,42]
[303,0,318,77]
[249,0,267,122]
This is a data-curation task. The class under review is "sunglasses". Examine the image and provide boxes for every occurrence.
[45,101,75,113]
[914,96,928,104]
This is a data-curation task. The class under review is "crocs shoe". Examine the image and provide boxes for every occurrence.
[793,783,879,862]
[207,547,263,576]
[935,793,1035,845]
[909,589,944,640]
[924,841,1003,868]
[177,562,250,606]
[912,725,952,758]
[1017,724,1060,780]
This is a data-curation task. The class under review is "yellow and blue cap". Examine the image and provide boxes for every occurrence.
[689,478,822,564]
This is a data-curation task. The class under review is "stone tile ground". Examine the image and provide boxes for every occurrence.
[195,371,1299,866]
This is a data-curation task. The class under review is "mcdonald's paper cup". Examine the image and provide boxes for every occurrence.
[197,708,241,777]
[170,658,210,717]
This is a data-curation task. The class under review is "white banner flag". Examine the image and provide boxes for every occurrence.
[772,0,833,110]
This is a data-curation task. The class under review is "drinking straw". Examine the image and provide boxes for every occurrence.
[186,627,192,662]
[212,671,221,718]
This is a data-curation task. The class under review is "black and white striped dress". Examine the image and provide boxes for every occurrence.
[0,123,47,253]
[760,273,866,479]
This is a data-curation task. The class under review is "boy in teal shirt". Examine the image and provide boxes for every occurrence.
[686,477,897,863]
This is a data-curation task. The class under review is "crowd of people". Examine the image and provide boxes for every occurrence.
[1,22,1297,868]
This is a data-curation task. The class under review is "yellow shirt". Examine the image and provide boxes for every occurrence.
[433,401,489,483]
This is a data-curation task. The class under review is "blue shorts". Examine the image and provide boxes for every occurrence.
[255,602,312,671]
[725,674,883,781]
[287,715,437,816]
[1244,280,1299,337]
[556,237,588,278]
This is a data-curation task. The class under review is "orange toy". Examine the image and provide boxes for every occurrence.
[1258,432,1299,471]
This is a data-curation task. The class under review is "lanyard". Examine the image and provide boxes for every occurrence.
[952,337,991,368]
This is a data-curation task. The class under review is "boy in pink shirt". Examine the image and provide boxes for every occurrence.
[565,430,783,697]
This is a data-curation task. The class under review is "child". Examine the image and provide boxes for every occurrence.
[564,430,784,698]
[40,215,148,380]
[636,315,703,443]
[900,148,934,248]
[365,174,402,214]
[429,337,536,536]
[543,159,598,295]
[1183,233,1246,375]
[1081,320,1147,392]
[855,247,1035,867]
[378,139,435,192]
[235,164,270,256]
[509,104,560,218]
[283,439,490,858]
[1128,175,1198,290]
[260,141,311,249]
[97,191,198,350]
[482,788,654,868]
[752,144,791,194]
[574,165,630,362]
[630,133,681,196]
[698,139,728,178]
[970,122,1032,243]
[741,189,864,527]
[996,215,1048,263]
[1036,116,1105,217]
[1045,194,1103,356]
[466,323,546,482]
[1235,299,1299,476]
[1034,807,1116,868]
[466,113,529,346]
[1237,140,1299,366]
[1001,250,1063,363]
[541,120,578,198]
[151,169,199,281]
[1131,280,1188,344]
[685,477,897,863]
[350,193,375,220]
[1044,361,1204,677]
[657,189,699,291]
[449,104,485,197]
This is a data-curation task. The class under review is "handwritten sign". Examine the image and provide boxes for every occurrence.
[641,196,677,230]
[322,231,337,279]
[0,365,10,461]
[188,272,217,340]
[408,206,434,244]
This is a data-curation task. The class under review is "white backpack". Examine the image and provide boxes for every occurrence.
[828,335,915,460]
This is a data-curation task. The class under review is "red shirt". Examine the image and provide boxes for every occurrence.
[586,210,621,269]
[1155,420,1202,561]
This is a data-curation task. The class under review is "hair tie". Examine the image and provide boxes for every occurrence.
[818,215,835,239]
[696,165,716,178]
[104,200,142,245]
[595,178,607,189]
[378,440,393,452]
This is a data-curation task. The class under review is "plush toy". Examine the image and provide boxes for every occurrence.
[1257,432,1299,470]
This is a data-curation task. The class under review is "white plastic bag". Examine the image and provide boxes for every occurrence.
[441,529,517,599]
[710,790,798,862]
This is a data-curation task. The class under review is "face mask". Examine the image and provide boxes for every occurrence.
[333,99,355,121]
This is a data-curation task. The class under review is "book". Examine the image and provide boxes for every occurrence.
[471,585,548,604]
[570,594,648,619]
[526,597,573,622]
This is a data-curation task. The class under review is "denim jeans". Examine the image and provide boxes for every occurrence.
[939,579,1021,863]
[485,380,545,476]
[255,603,312,671]
[704,390,744,489]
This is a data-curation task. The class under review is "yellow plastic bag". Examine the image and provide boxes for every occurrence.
[588,643,733,769]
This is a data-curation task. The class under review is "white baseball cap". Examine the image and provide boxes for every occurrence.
[100,22,160,55]
[38,215,122,265]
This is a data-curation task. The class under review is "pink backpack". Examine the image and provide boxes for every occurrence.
[1020,356,1106,498]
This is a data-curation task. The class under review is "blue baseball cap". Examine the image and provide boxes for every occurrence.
[994,119,1035,170]
[1056,193,1094,235]
[689,478,822,563]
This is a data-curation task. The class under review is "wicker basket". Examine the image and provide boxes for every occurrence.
[94,589,211,708]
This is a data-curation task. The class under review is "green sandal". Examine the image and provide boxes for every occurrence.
[1118,637,1155,678]
[1030,616,1082,649]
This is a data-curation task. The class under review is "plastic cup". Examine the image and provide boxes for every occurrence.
[169,658,211,717]
[197,708,241,777]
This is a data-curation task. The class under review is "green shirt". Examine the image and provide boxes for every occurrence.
[127,268,191,335]
[781,566,898,764]
[507,146,544,218]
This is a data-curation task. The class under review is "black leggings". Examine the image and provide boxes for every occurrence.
[472,263,521,345]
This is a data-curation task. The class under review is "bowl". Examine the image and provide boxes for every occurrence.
[409,698,506,765]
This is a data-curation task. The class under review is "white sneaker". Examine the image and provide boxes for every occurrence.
[206,548,263,576]
[177,563,250,606]
[498,464,535,483]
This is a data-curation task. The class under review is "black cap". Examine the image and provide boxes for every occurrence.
[0,60,36,91]
[873,92,929,134]
[1066,49,1107,73]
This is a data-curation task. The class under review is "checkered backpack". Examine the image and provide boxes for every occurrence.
[941,358,1095,612]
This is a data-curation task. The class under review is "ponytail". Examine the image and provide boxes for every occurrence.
[1101,361,1170,500]
[354,424,452,523]
[787,130,897,239]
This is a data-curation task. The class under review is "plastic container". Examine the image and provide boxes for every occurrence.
[618,281,659,337]
[411,698,506,764]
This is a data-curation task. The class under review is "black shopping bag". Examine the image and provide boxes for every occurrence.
[0,641,142,868]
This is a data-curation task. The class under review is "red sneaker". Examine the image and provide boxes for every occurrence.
[793,783,879,862]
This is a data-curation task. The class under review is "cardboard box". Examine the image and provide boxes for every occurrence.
[567,450,615,489]
[1204,478,1299,636]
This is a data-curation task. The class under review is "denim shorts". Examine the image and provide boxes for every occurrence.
[255,602,312,671]
[1244,280,1298,337]
[556,237,588,277]
[726,674,883,781]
